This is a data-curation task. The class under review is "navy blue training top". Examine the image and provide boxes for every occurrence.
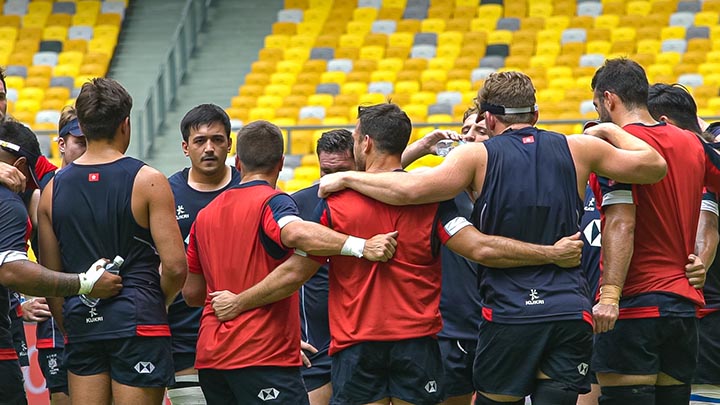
[580,184,601,304]
[292,183,331,355]
[167,166,241,371]
[52,157,167,342]
[473,127,591,325]
[438,191,483,340]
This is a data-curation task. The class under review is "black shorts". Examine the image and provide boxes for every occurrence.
[438,337,476,398]
[695,311,720,384]
[474,320,592,397]
[331,336,444,405]
[0,359,27,404]
[198,366,309,405]
[38,348,68,395]
[593,316,698,384]
[64,336,174,388]
[301,346,331,392]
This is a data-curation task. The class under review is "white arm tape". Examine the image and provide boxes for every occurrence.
[601,190,634,206]
[701,199,719,216]
[0,250,28,266]
[277,215,303,229]
[77,259,108,295]
[341,236,366,258]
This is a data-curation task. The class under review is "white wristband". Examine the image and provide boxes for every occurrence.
[341,236,365,258]
[77,259,108,295]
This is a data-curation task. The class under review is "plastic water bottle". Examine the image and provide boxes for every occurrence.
[79,256,124,308]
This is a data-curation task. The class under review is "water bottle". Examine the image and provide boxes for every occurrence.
[79,256,124,308]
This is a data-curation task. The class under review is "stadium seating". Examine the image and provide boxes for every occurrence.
[2,0,126,140]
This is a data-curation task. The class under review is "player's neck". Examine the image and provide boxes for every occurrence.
[74,141,124,164]
[187,165,231,192]
[613,107,657,127]
[240,171,277,187]
[364,154,402,173]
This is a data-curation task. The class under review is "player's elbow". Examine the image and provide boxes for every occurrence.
[182,286,204,307]
[163,259,188,286]
[469,245,503,267]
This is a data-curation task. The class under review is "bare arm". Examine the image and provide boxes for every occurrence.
[445,226,583,268]
[400,129,460,168]
[135,167,188,306]
[319,143,482,205]
[209,254,320,321]
[696,210,719,269]
[593,203,636,334]
[182,272,206,307]
[570,124,667,187]
[280,220,397,261]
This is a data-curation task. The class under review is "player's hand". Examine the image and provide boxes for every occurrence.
[318,172,348,198]
[301,340,318,368]
[363,231,398,262]
[551,232,583,268]
[209,290,242,322]
[685,254,706,289]
[420,129,462,155]
[593,302,619,334]
[0,161,27,193]
[87,270,123,299]
[21,297,51,322]
[583,122,621,141]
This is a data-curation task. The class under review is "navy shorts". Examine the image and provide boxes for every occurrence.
[0,359,27,404]
[438,337,476,398]
[10,318,28,367]
[593,317,698,384]
[38,348,68,395]
[301,346,331,392]
[331,336,444,405]
[695,311,720,384]
[198,366,309,405]
[64,336,174,388]
[474,320,593,398]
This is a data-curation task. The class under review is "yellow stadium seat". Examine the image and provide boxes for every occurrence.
[45,87,70,102]
[370,70,397,82]
[705,74,720,87]
[231,95,256,109]
[694,11,718,27]
[72,13,98,27]
[97,13,123,27]
[353,7,378,21]
[536,29,562,44]
[19,87,44,104]
[14,99,41,114]
[52,64,80,77]
[529,2,553,17]
[646,63,673,81]
[272,22,297,36]
[626,1,652,15]
[358,93,386,105]
[28,2,52,16]
[360,45,385,61]
[347,20,372,36]
[307,93,334,108]
[94,25,120,40]
[611,41,635,55]
[378,7,404,20]
[9,52,33,67]
[348,72,370,83]
[257,95,284,109]
[333,94,359,107]
[706,51,720,64]
[353,59,377,73]
[87,38,115,56]
[689,38,712,53]
[284,46,311,62]
[341,81,368,96]
[264,84,292,97]
[421,18,446,34]
[319,71,346,85]
[409,91,436,105]
[661,26,685,41]
[270,72,296,86]
[265,34,289,49]
[446,79,472,92]
[637,39,661,54]
[700,63,720,76]
[436,44,460,59]
[335,47,360,60]
[23,14,49,29]
[594,15,619,30]
[655,51,681,66]
[505,55,529,69]
[304,8,329,23]
[244,72,270,86]
[25,76,51,89]
[47,14,72,28]
[376,58,403,72]
[611,27,636,43]
[488,30,513,45]
[225,107,248,121]
[273,61,300,75]
[12,111,36,125]
[83,51,110,67]
[364,33,387,47]
[77,1,102,16]
[28,65,52,79]
[339,33,365,49]
[394,80,420,94]
[586,40,612,55]
[43,26,68,41]
[536,42,561,56]
[388,32,413,48]
[63,39,88,53]
[251,60,276,74]
[296,21,322,36]
[248,107,275,121]
[530,55,556,68]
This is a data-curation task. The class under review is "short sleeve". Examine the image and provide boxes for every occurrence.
[596,176,635,207]
[186,222,203,275]
[435,199,472,245]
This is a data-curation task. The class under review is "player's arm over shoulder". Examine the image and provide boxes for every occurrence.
[567,130,666,186]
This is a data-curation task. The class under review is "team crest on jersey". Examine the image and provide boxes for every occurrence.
[85,306,104,323]
[88,173,100,182]
[583,219,602,247]
[47,353,59,375]
[176,204,189,220]
[526,289,545,306]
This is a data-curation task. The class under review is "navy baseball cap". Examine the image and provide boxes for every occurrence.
[59,118,83,138]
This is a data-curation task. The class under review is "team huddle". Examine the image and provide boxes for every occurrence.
[0,57,718,405]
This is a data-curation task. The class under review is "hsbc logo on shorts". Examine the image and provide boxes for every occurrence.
[425,380,437,393]
[578,362,589,376]
[134,361,155,374]
[258,387,279,401]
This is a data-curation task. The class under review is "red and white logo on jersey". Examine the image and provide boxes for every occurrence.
[522,136,535,144]
[88,173,100,182]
